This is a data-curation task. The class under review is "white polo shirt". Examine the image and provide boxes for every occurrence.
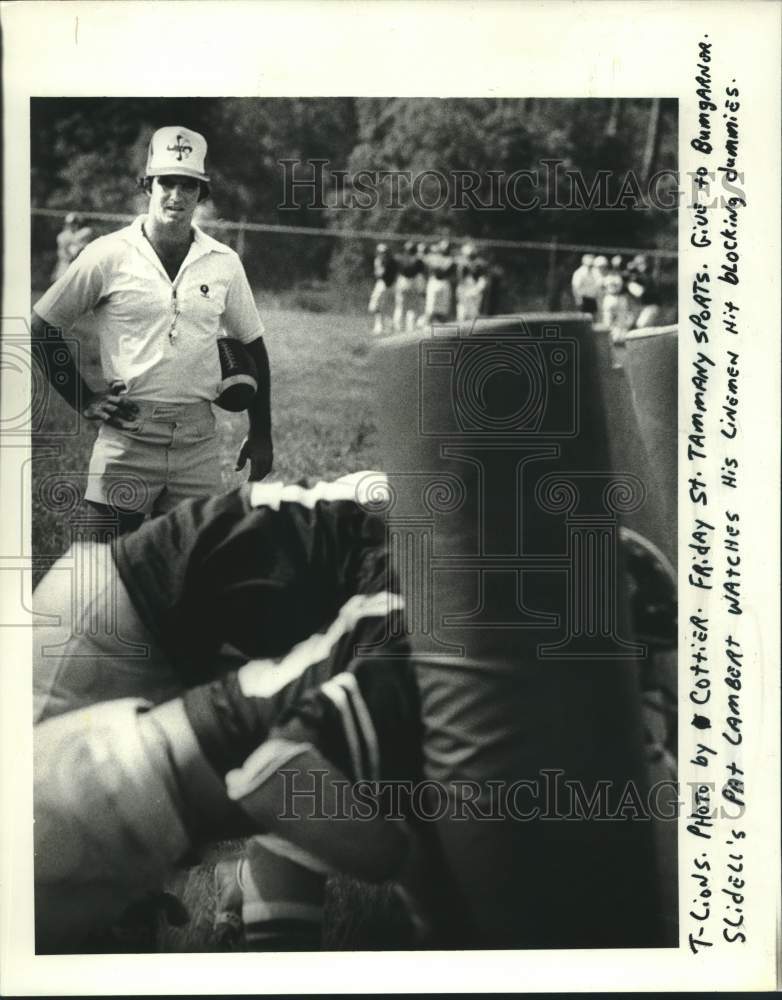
[34,216,265,404]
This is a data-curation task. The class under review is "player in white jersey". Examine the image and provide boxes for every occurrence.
[570,253,597,316]
[368,243,398,335]
[52,212,94,281]
[424,239,456,324]
[393,240,425,332]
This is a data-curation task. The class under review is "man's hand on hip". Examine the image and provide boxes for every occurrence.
[235,435,273,481]
[82,388,140,429]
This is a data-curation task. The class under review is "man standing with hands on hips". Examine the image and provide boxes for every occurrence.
[32,126,273,534]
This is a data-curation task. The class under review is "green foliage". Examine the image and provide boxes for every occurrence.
[32,97,677,295]
[32,97,358,286]
[339,97,676,245]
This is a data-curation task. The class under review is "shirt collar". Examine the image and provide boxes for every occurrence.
[125,215,231,258]
[191,223,232,254]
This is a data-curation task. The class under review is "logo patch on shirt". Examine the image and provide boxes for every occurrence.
[200,284,210,297]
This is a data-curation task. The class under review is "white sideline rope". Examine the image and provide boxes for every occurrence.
[31,207,677,259]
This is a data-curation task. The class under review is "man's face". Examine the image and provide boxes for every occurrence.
[147,175,200,231]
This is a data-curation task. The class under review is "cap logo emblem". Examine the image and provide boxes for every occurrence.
[166,135,193,161]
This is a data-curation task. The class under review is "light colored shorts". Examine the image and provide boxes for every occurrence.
[85,399,221,515]
[635,304,662,329]
[368,279,391,315]
[425,276,452,319]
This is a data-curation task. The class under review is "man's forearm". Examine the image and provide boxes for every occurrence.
[245,337,272,440]
[31,312,93,414]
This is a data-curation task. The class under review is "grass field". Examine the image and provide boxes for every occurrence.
[31,300,411,951]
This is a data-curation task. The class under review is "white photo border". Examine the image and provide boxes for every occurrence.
[1,1,779,993]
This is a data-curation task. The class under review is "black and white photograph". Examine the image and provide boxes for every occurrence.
[1,2,779,994]
[27,94,680,955]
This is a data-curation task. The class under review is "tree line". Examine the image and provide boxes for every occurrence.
[31,97,677,293]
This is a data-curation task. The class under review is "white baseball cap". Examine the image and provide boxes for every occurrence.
[145,126,210,182]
